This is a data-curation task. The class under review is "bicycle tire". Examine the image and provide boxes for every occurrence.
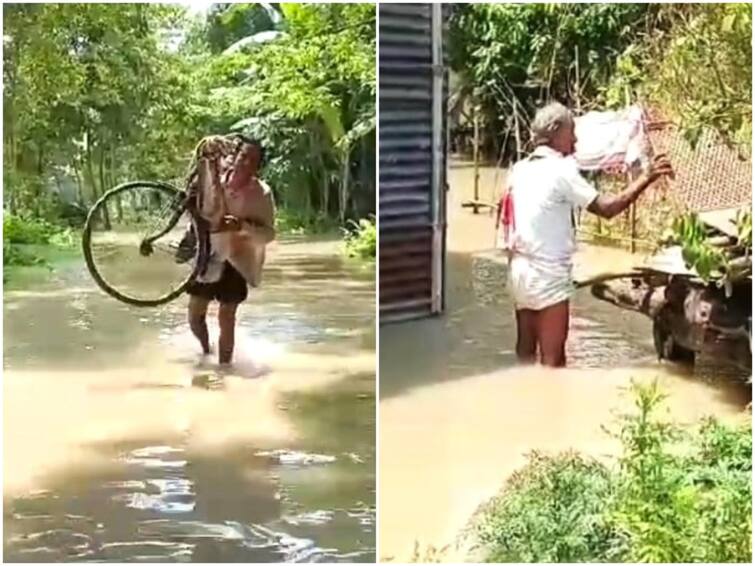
[82,181,208,307]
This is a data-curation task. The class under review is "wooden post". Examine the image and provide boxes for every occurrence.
[574,45,588,233]
[630,201,637,253]
[624,87,636,253]
[595,175,602,235]
[574,45,580,109]
[513,104,522,160]
[472,106,480,214]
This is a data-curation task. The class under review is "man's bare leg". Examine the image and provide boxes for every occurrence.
[537,300,570,367]
[188,295,211,354]
[218,302,239,365]
[515,308,538,363]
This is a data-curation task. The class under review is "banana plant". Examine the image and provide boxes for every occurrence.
[318,102,376,223]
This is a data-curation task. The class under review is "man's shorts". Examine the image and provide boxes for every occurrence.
[186,262,248,304]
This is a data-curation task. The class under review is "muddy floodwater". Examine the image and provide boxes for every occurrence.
[378,161,751,562]
[4,237,376,562]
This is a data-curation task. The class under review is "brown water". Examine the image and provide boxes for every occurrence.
[4,237,376,562]
[378,162,751,562]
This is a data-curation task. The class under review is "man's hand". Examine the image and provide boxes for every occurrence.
[587,154,674,220]
[643,153,675,184]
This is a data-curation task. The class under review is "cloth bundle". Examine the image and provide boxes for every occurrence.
[573,105,650,174]
[192,136,273,287]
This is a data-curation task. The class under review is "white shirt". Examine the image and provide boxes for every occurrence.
[509,145,598,268]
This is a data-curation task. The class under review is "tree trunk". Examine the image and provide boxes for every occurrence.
[106,144,122,222]
[98,145,112,229]
[85,130,110,230]
[321,149,330,218]
[37,145,44,175]
[85,131,98,201]
[339,150,350,224]
[72,160,84,205]
[5,38,18,214]
[590,278,667,318]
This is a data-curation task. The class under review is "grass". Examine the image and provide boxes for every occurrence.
[275,209,338,235]
[476,381,752,563]
[4,212,79,283]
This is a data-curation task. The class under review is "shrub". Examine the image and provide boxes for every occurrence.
[478,452,616,563]
[3,212,56,245]
[343,216,376,259]
[476,381,752,563]
[276,208,336,234]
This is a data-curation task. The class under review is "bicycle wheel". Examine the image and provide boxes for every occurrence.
[82,181,208,307]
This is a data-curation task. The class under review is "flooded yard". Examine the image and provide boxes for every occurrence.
[377,162,750,561]
[4,237,376,562]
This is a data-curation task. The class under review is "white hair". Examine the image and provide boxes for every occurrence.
[531,102,573,146]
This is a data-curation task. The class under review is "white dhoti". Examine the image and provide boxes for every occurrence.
[508,254,574,311]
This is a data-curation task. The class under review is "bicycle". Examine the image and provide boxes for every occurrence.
[81,177,210,307]
[81,135,256,307]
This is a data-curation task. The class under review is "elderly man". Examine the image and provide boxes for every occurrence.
[504,102,672,367]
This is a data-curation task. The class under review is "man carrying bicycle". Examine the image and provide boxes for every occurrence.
[177,135,275,366]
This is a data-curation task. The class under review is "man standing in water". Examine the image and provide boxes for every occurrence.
[178,136,275,365]
[504,102,673,367]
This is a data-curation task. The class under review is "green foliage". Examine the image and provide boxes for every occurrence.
[608,382,752,563]
[478,452,615,562]
[476,381,752,563]
[607,381,688,562]
[276,208,336,235]
[202,3,280,54]
[450,4,751,160]
[3,240,47,270]
[449,3,653,156]
[735,209,752,249]
[343,216,376,259]
[669,213,726,281]
[3,2,375,234]
[666,209,751,283]
[3,212,57,245]
[636,4,752,151]
[4,2,196,211]
[189,2,375,225]
[3,212,77,278]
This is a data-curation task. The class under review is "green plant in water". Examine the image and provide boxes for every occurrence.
[343,215,376,259]
[478,451,616,563]
[409,542,450,563]
[475,380,752,563]
[606,381,689,562]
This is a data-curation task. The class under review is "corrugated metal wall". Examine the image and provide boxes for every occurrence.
[379,3,447,323]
